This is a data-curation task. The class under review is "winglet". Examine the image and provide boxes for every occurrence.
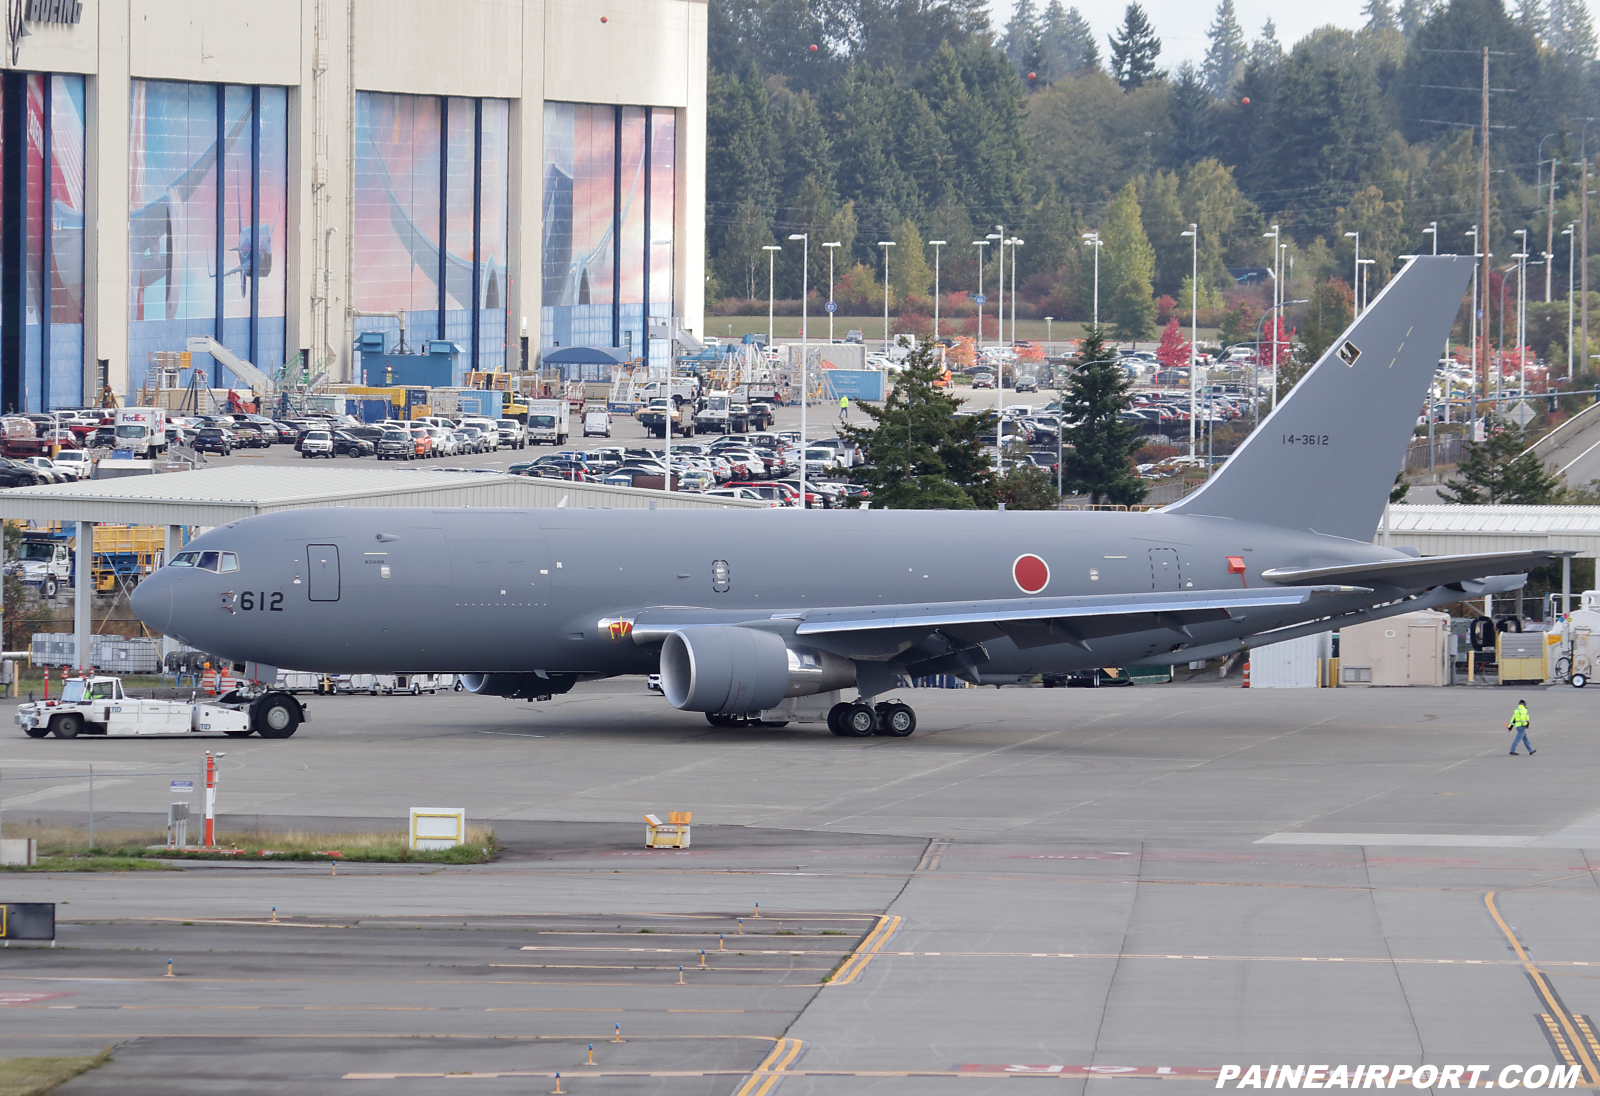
[1163,256,1475,541]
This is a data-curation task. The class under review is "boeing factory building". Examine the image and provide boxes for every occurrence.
[0,0,707,410]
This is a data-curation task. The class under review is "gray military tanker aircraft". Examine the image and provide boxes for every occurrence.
[130,255,1556,739]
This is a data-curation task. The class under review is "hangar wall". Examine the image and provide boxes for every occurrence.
[0,0,706,409]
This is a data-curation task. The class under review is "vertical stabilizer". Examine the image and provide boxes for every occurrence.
[1164,255,1474,541]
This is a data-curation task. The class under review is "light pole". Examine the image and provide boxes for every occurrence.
[1467,226,1481,424]
[1263,224,1279,412]
[991,226,1007,475]
[1423,221,1437,256]
[1182,223,1197,459]
[972,239,990,352]
[762,244,782,350]
[929,240,946,341]
[1045,316,1054,346]
[1006,238,1023,345]
[877,240,896,351]
[1539,132,1559,301]
[1513,238,1529,399]
[1344,231,1360,315]
[1255,298,1308,425]
[1082,231,1102,329]
[1357,258,1375,316]
[823,241,841,343]
[789,233,810,504]
[1566,222,1577,378]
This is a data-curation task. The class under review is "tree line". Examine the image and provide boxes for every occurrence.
[707,0,1600,352]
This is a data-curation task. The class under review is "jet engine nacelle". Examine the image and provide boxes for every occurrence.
[459,672,577,699]
[659,626,856,714]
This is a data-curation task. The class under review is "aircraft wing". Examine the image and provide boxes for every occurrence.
[631,585,1366,659]
[1259,549,1569,591]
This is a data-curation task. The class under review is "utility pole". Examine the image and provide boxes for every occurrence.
[1547,153,1558,302]
[1481,46,1493,419]
[1584,157,1591,377]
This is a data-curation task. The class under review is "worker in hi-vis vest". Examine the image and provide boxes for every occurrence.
[1507,699,1535,756]
[839,395,850,421]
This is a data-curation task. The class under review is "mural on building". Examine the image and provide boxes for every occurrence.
[127,80,288,395]
[541,102,675,369]
[353,91,509,375]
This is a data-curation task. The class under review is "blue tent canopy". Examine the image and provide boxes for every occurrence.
[542,345,631,380]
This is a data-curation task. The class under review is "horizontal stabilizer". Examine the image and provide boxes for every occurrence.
[1259,549,1569,590]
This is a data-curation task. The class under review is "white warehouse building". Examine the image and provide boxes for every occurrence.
[0,0,707,410]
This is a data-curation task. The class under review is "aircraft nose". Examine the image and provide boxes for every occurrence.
[130,570,173,635]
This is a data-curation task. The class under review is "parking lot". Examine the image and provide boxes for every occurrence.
[7,680,1600,1092]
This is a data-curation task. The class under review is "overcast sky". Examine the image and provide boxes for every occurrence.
[986,0,1370,69]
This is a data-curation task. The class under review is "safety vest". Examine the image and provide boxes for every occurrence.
[840,397,849,407]
[1511,704,1530,728]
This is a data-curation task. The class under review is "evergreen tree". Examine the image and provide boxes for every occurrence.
[1004,0,1045,78]
[1397,0,1433,39]
[720,199,775,300]
[1438,416,1567,503]
[1547,0,1598,55]
[1165,62,1214,168]
[1248,19,1283,65]
[891,217,935,300]
[1363,0,1398,32]
[1202,0,1247,97]
[1041,1,1100,75]
[841,343,996,509]
[1108,3,1163,91]
[1061,326,1148,504]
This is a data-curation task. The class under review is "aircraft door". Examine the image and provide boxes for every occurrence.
[307,544,341,601]
[1148,548,1183,590]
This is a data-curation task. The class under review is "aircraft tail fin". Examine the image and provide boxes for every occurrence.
[1163,255,1474,541]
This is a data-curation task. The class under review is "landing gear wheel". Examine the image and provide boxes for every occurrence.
[253,692,302,739]
[1574,673,1589,688]
[706,712,749,727]
[874,702,916,737]
[843,703,877,737]
[51,713,82,739]
[827,702,853,736]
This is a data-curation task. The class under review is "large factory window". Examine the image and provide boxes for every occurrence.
[542,102,676,371]
[126,79,288,397]
[0,72,85,412]
[353,91,510,374]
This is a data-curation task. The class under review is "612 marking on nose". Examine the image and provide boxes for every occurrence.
[237,592,284,612]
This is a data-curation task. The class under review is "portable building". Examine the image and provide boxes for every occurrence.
[1339,610,1451,686]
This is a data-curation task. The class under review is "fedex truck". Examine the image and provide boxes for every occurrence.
[114,407,166,457]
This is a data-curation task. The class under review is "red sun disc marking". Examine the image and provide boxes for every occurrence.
[1013,554,1050,594]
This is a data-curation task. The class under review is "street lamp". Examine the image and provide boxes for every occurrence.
[789,233,810,506]
[1565,222,1577,378]
[1256,298,1308,423]
[1466,226,1481,423]
[1045,316,1054,345]
[1006,238,1023,346]
[991,226,1007,474]
[1357,258,1375,315]
[822,241,841,344]
[1423,221,1437,255]
[877,240,896,350]
[1082,231,1103,329]
[1514,230,1529,398]
[1263,224,1280,412]
[1181,224,1197,459]
[762,244,782,351]
[1343,231,1360,315]
[972,239,991,352]
[929,240,947,341]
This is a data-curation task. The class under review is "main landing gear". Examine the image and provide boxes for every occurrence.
[828,700,916,738]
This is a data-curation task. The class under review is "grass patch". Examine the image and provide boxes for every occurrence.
[0,1049,110,1095]
[0,822,498,865]
[2,856,172,873]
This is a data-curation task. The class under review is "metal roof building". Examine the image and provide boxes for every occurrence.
[1382,505,1600,559]
[0,466,758,527]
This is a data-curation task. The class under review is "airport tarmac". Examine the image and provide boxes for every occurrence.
[5,680,1600,1093]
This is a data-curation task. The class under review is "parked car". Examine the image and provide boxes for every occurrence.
[0,458,43,488]
[51,450,94,479]
[331,430,375,458]
[497,420,527,450]
[299,429,335,458]
[972,371,995,389]
[376,428,418,461]
[192,427,234,455]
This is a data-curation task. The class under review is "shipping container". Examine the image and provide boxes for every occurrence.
[1249,632,1329,688]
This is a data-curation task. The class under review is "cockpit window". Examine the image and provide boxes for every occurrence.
[170,550,237,572]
